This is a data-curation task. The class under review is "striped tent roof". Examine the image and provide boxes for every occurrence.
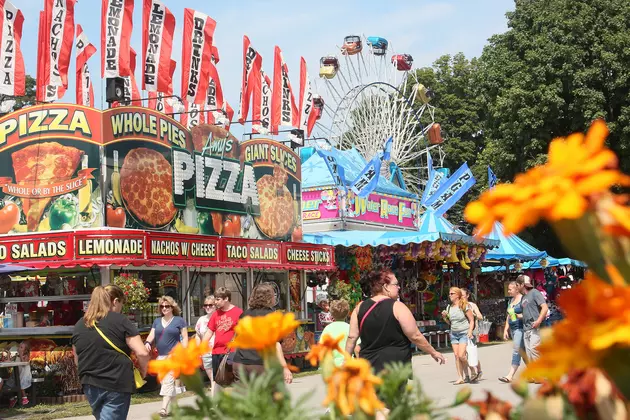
[483,222,547,262]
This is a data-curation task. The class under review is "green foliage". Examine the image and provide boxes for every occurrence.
[1,75,36,112]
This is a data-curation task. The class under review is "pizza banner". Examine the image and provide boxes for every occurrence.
[0,105,103,235]
[0,104,303,240]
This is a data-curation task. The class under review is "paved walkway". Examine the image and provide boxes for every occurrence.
[64,342,534,420]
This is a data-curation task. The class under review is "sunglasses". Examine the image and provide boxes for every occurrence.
[160,305,172,309]
[449,292,457,295]
[203,304,214,308]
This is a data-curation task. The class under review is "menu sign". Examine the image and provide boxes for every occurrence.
[283,243,334,267]
[222,238,281,265]
[0,105,103,235]
[147,233,219,263]
[0,233,73,263]
[75,232,146,259]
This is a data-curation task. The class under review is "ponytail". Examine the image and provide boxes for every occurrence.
[84,285,126,327]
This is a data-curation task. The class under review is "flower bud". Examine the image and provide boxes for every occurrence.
[454,387,472,405]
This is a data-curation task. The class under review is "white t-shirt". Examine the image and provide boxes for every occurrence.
[195,314,215,352]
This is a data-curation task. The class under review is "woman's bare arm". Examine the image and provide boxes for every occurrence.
[394,302,445,364]
[344,305,360,355]
[127,335,150,377]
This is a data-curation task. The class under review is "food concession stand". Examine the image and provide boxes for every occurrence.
[0,104,334,398]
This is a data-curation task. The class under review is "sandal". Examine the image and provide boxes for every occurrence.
[499,377,511,383]
[158,409,169,418]
[476,371,483,381]
[464,376,471,383]
[470,372,480,382]
[454,379,466,385]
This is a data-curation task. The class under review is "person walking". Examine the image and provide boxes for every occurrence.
[232,283,293,383]
[345,271,445,376]
[519,274,548,363]
[499,281,526,383]
[461,288,483,381]
[320,299,351,367]
[195,296,216,382]
[144,296,188,418]
[442,287,476,385]
[72,285,150,420]
[203,287,243,396]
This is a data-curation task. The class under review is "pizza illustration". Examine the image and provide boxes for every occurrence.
[11,142,84,231]
[120,148,177,227]
[254,166,295,239]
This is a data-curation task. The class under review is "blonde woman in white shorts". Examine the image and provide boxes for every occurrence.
[195,296,216,382]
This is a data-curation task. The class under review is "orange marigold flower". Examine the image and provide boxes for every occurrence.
[523,273,630,381]
[148,340,211,382]
[465,120,629,236]
[306,334,345,366]
[467,391,512,419]
[229,311,300,353]
[322,357,384,416]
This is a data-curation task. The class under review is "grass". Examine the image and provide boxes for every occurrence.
[0,390,197,420]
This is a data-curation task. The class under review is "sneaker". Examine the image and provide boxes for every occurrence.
[21,397,29,406]
[8,397,17,408]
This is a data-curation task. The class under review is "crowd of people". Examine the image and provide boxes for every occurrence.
[63,269,551,419]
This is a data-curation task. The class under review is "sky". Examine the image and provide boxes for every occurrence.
[16,0,514,138]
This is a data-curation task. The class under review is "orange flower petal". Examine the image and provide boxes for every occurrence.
[584,119,609,154]
[576,170,623,196]
[547,191,588,221]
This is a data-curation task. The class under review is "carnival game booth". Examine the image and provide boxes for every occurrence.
[482,256,587,326]
[475,222,549,338]
[305,204,499,349]
[0,105,335,398]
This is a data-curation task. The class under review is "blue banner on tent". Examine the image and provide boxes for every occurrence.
[424,162,476,214]
[350,155,382,198]
[488,166,497,189]
[316,148,347,192]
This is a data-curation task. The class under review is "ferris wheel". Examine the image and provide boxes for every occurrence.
[310,35,446,194]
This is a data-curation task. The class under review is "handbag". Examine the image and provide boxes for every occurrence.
[466,338,479,366]
[214,352,235,387]
[94,324,147,389]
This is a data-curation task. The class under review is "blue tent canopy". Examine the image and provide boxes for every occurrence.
[303,230,440,247]
[483,222,547,262]
[417,211,498,247]
[301,147,417,199]
[303,211,499,248]
[482,256,587,273]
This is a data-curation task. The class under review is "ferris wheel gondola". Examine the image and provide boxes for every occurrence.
[310,35,445,194]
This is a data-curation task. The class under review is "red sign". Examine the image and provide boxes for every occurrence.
[0,232,73,264]
[222,238,281,265]
[147,232,219,263]
[75,230,146,259]
[0,229,334,271]
[282,242,334,267]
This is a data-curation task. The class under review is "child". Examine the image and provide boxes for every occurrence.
[319,300,350,367]
[316,298,334,332]
[0,340,32,407]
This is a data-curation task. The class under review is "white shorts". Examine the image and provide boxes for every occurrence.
[157,355,177,397]
[201,353,212,370]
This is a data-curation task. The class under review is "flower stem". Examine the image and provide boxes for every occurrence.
[601,348,630,401]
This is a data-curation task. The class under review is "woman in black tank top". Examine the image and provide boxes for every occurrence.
[345,271,446,374]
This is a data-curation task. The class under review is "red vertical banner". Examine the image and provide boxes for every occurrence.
[142,0,175,92]
[298,57,313,134]
[101,0,134,78]
[237,35,262,124]
[180,8,215,104]
[43,0,76,89]
[0,0,25,96]
[252,70,272,134]
[271,46,298,133]
[75,24,96,107]
[37,10,65,102]
[148,59,176,114]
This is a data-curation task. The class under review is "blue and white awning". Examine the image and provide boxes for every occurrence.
[483,222,547,262]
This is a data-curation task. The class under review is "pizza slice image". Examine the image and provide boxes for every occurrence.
[11,142,84,231]
[254,167,295,239]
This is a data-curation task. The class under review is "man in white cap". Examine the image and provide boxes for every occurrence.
[517,274,548,362]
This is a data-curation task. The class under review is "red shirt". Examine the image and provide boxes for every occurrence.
[208,306,243,354]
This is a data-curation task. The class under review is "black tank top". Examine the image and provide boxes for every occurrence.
[357,298,412,373]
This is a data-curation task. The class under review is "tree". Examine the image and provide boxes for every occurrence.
[474,0,630,254]
[0,75,36,112]
[411,53,486,228]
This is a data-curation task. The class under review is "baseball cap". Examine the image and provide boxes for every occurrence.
[518,274,534,288]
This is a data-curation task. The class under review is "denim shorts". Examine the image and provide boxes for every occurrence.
[450,330,468,344]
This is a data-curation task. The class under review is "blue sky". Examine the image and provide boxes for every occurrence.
[17,0,513,136]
